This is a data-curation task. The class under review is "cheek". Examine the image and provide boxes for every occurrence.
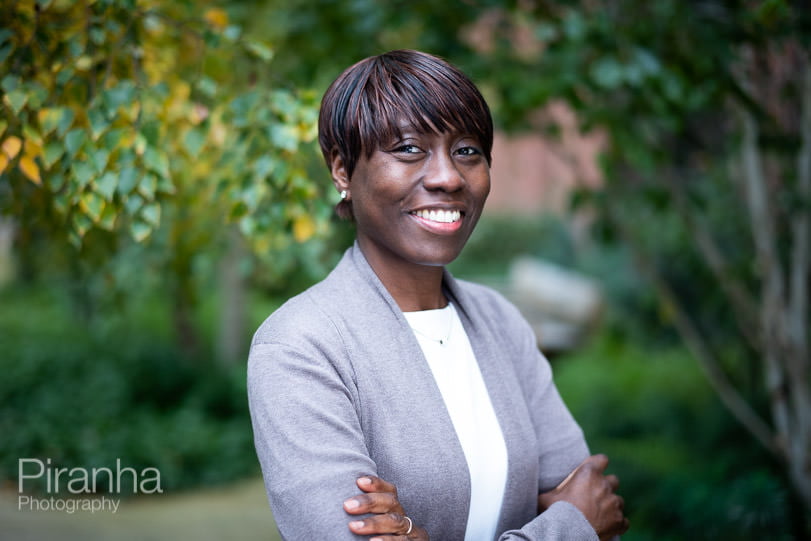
[473,170,491,205]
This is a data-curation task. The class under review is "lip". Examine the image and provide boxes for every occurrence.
[407,205,466,234]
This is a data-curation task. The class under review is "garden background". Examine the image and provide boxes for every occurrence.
[1,1,809,539]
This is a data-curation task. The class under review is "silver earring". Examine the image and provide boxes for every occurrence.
[340,190,348,200]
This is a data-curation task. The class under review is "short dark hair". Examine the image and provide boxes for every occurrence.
[318,50,493,218]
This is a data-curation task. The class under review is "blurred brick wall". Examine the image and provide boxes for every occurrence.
[486,101,605,215]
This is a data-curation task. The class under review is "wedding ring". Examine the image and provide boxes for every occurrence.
[404,515,413,535]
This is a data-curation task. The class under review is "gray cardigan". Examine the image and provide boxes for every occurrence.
[248,244,598,540]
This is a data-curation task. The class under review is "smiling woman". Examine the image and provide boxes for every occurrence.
[247,50,629,541]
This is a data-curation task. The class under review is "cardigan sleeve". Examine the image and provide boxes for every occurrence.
[499,501,599,540]
[492,291,598,540]
[247,338,376,540]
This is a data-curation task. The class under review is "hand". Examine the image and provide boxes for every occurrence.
[538,454,629,541]
[343,476,429,540]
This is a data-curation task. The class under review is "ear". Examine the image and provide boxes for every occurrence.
[329,150,350,194]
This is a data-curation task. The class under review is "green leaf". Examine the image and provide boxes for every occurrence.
[4,89,28,115]
[229,91,258,124]
[196,77,218,98]
[0,43,13,65]
[43,141,64,169]
[56,66,75,86]
[90,148,110,174]
[72,213,93,238]
[269,124,299,152]
[95,171,117,201]
[0,118,7,137]
[117,166,139,194]
[245,39,274,63]
[124,193,144,215]
[27,82,47,109]
[97,203,117,231]
[130,220,152,242]
[138,172,158,200]
[183,128,206,158]
[65,128,86,158]
[143,147,169,177]
[53,189,70,214]
[223,25,241,42]
[87,107,109,141]
[102,128,125,150]
[140,202,161,227]
[102,81,136,112]
[72,161,95,189]
[80,191,105,222]
[140,121,160,146]
[156,174,175,195]
[1,74,20,93]
[591,58,624,89]
[89,27,106,46]
[56,108,76,137]
[38,108,61,135]
[253,155,276,180]
[229,201,248,220]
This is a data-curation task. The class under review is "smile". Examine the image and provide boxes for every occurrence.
[409,209,462,223]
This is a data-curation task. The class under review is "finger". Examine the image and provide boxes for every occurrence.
[348,512,411,535]
[605,474,620,492]
[585,453,609,472]
[357,475,398,495]
[343,492,401,514]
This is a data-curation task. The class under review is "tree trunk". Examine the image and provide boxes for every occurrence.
[217,228,247,364]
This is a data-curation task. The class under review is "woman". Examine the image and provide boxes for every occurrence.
[248,49,628,540]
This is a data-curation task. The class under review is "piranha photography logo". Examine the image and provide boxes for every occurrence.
[17,458,163,514]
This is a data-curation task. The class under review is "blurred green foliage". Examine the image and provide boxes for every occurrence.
[0,285,257,494]
[556,336,796,541]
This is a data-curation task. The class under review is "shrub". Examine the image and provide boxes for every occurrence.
[0,286,257,495]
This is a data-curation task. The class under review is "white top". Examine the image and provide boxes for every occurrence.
[403,303,509,541]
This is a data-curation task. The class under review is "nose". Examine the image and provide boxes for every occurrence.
[422,151,464,192]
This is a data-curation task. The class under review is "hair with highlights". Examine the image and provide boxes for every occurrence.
[318,49,493,219]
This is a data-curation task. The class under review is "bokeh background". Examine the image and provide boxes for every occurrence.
[1,1,809,539]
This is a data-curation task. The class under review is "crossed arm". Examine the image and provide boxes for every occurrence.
[342,455,629,541]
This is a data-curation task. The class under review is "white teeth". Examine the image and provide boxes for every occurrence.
[413,209,461,223]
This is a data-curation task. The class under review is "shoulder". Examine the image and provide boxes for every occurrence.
[251,284,336,348]
[451,276,530,330]
[251,248,360,350]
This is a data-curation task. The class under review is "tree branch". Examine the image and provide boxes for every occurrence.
[738,92,792,457]
[605,201,782,459]
[786,57,811,508]
[663,172,761,352]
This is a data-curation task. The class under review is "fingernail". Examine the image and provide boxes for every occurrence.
[349,520,364,529]
[370,538,382,541]
[358,476,372,486]
[344,498,359,510]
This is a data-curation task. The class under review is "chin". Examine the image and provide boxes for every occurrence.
[412,245,465,267]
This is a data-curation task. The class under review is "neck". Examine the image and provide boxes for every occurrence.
[357,241,448,312]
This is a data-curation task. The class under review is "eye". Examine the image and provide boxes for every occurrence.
[393,144,422,154]
[454,145,482,157]
[455,146,481,156]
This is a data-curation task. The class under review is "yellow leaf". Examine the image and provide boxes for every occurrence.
[204,8,229,29]
[24,138,42,159]
[292,214,316,243]
[0,153,8,174]
[76,55,93,71]
[2,136,22,159]
[19,154,41,185]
